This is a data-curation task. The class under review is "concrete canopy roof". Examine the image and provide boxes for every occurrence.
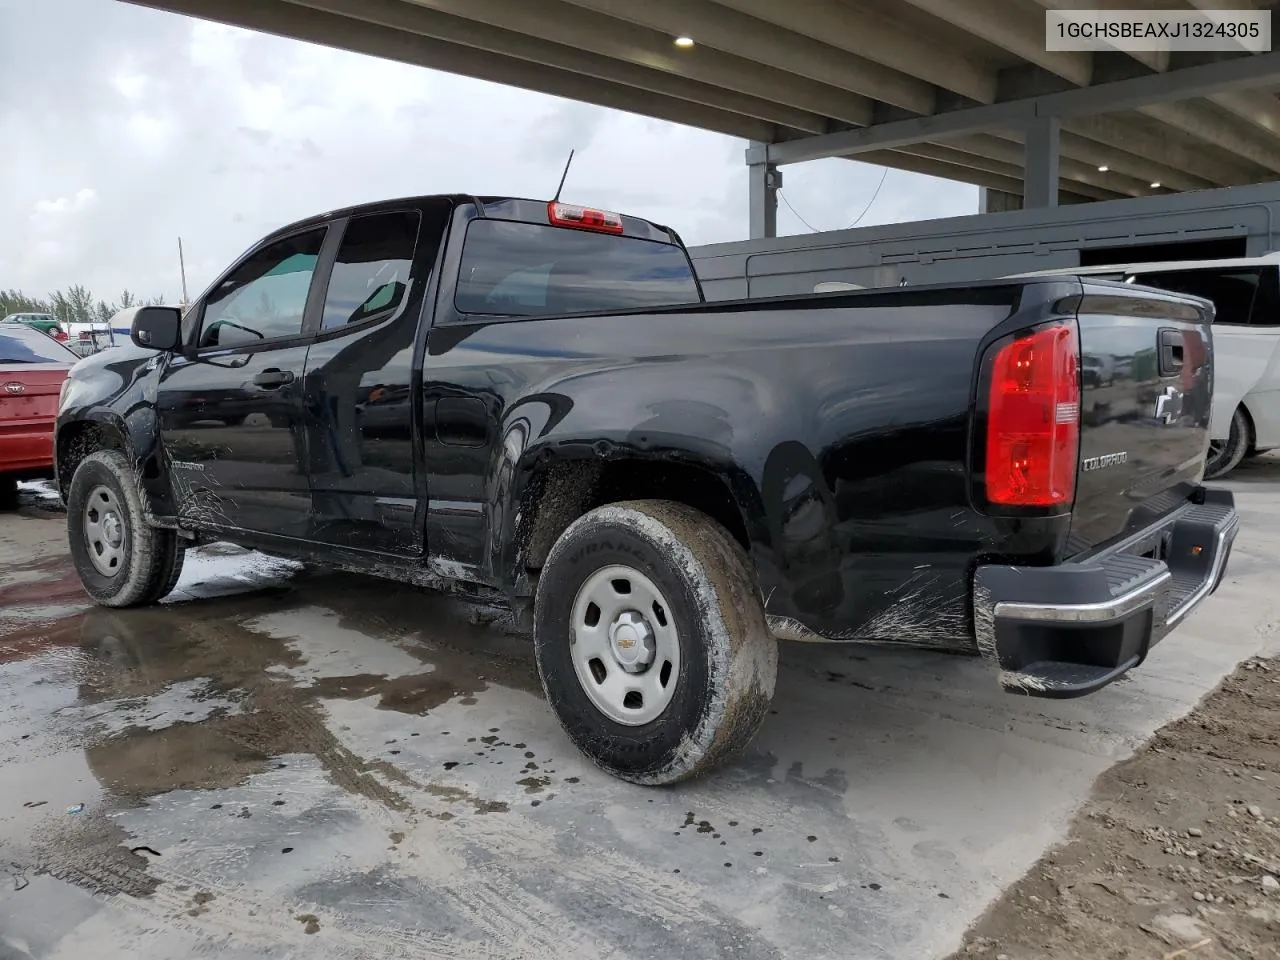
[125,0,1280,204]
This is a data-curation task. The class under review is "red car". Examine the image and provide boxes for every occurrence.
[1,323,77,508]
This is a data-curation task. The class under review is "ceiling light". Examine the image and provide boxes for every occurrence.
[1150,181,1161,189]
[674,36,695,48]
[1097,164,1109,172]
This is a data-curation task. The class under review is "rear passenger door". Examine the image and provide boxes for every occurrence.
[300,202,450,556]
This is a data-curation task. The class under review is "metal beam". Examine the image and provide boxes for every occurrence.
[987,127,1217,193]
[281,0,829,132]
[847,149,1098,205]
[1186,0,1269,53]
[388,0,874,127]
[712,0,997,103]
[1139,100,1280,174]
[1210,89,1280,138]
[754,52,1280,165]
[1032,0,1170,73]
[1064,112,1264,186]
[898,0,1094,86]
[123,0,780,142]
[947,133,1148,196]
[555,0,938,115]
[892,140,1123,201]
[1023,115,1061,207]
[748,142,779,239]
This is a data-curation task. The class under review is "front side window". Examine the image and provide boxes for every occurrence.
[1130,268,1262,326]
[454,219,700,317]
[321,211,420,330]
[197,228,326,348]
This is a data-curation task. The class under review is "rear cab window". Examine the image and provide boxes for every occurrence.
[454,219,701,317]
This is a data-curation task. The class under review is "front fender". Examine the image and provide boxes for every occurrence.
[55,348,173,517]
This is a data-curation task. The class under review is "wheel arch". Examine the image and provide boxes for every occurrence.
[497,451,762,598]
[56,414,171,518]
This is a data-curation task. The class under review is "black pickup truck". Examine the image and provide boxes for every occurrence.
[55,194,1239,784]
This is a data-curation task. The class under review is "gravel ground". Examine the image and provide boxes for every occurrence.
[950,654,1280,960]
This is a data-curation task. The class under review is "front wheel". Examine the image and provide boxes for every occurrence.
[534,500,778,785]
[1205,407,1253,480]
[66,450,186,607]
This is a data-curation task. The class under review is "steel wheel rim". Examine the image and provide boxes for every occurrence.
[83,484,127,577]
[569,564,681,726]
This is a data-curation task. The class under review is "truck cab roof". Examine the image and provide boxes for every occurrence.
[257,194,684,249]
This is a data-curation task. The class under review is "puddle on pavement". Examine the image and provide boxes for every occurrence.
[2,561,548,857]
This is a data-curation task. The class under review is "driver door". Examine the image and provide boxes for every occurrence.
[156,226,330,540]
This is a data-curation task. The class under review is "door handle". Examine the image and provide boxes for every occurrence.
[253,368,294,389]
[1158,328,1184,377]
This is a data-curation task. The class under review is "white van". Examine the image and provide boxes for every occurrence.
[1008,254,1280,479]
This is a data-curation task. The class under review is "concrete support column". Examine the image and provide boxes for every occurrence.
[1023,115,1061,209]
[748,141,780,239]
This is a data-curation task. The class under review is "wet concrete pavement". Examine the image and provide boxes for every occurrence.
[1,461,1279,960]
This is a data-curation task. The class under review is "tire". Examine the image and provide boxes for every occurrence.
[1204,406,1253,480]
[533,500,778,785]
[0,477,17,511]
[66,450,186,607]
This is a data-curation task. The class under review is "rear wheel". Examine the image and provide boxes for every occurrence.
[1205,407,1252,480]
[66,450,186,607]
[534,500,777,785]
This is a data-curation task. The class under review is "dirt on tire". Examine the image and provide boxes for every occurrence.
[950,655,1280,960]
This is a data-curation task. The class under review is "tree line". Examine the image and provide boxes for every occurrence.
[1,286,168,326]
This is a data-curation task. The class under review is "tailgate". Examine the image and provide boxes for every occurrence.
[1070,282,1213,551]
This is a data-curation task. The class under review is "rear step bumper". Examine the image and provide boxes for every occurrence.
[973,488,1239,699]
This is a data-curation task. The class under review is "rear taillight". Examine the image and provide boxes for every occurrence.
[547,201,624,234]
[53,329,68,342]
[985,321,1080,508]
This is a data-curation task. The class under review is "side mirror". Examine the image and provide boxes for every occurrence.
[128,306,183,351]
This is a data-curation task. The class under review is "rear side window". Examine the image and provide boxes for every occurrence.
[321,211,421,330]
[454,219,700,317]
[0,325,76,363]
[1130,268,1263,326]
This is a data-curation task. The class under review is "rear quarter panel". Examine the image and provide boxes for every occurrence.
[428,282,1070,648]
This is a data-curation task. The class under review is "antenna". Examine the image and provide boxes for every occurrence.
[551,149,575,203]
[178,236,190,309]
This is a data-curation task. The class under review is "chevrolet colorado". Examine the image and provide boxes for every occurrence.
[55,194,1239,784]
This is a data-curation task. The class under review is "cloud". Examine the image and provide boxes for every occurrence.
[112,73,148,99]
[0,0,976,301]
[33,188,98,217]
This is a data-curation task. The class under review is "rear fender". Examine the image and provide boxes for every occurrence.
[485,367,795,595]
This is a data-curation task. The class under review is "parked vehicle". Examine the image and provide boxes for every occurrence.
[1009,254,1280,478]
[2,312,69,344]
[55,194,1239,783]
[1,323,77,508]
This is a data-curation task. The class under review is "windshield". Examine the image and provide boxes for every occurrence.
[455,219,700,317]
[0,324,77,363]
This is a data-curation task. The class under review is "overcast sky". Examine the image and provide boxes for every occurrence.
[1,0,978,303]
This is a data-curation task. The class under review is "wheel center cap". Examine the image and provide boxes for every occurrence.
[103,513,123,547]
[608,611,655,673]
